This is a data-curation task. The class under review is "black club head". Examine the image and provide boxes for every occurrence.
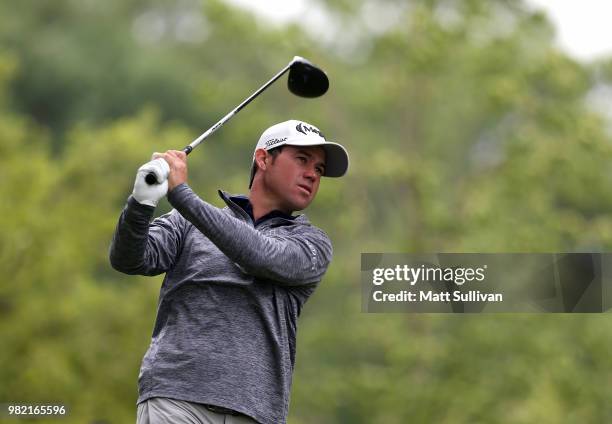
[287,56,329,98]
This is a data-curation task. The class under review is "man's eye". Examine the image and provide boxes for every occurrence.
[297,156,307,163]
[316,167,324,175]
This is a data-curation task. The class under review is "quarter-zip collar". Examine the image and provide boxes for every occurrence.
[218,190,306,228]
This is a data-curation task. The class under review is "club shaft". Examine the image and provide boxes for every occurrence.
[183,60,294,154]
[145,57,299,185]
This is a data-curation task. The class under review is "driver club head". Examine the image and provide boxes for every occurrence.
[287,56,329,98]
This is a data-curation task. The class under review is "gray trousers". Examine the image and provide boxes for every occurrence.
[137,397,258,424]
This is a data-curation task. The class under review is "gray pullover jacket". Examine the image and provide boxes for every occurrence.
[109,183,332,424]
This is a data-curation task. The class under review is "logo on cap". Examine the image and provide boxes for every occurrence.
[265,137,287,148]
[296,122,325,139]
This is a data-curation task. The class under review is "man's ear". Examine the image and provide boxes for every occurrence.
[254,148,268,171]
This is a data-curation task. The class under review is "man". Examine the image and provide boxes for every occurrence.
[109,120,349,424]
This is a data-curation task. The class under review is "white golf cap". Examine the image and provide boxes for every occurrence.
[249,120,349,187]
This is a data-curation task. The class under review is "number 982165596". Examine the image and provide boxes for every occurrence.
[3,404,67,417]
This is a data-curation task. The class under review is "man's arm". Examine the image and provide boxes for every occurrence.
[167,184,332,286]
[109,154,185,276]
[109,156,186,278]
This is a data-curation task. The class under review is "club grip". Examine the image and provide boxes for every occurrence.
[145,146,192,185]
[145,172,158,185]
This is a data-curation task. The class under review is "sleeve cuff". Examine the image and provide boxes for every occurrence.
[126,195,156,218]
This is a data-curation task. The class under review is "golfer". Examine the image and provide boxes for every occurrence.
[109,120,349,424]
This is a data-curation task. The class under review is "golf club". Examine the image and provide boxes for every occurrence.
[145,56,329,185]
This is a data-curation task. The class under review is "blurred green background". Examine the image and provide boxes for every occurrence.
[1,0,612,422]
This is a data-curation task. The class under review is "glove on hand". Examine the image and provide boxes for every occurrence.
[132,156,170,207]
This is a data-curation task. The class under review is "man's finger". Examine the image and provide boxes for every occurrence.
[167,150,187,161]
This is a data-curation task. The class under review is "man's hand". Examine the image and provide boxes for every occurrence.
[132,156,170,207]
[154,150,188,192]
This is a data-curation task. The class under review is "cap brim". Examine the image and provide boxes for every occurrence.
[320,143,349,177]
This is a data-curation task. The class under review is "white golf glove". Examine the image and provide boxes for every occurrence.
[132,156,170,207]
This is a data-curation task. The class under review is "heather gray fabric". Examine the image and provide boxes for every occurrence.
[137,397,258,424]
[110,183,333,424]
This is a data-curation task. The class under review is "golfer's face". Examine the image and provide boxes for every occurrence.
[267,145,325,212]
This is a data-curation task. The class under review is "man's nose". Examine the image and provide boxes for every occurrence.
[303,167,316,181]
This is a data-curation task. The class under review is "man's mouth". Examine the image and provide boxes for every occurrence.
[297,184,311,196]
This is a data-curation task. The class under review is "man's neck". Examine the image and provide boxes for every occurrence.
[249,186,292,221]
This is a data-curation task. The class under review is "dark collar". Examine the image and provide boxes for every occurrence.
[229,195,295,226]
